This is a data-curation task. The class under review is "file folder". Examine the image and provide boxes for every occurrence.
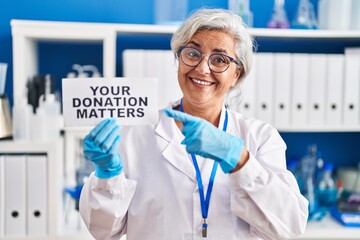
[4,155,26,236]
[327,0,352,30]
[164,51,182,106]
[123,49,182,108]
[343,53,360,125]
[308,54,327,125]
[123,49,145,78]
[291,54,310,126]
[144,50,167,108]
[238,54,257,117]
[0,155,4,237]
[325,54,344,126]
[255,53,274,124]
[274,53,292,128]
[27,155,47,235]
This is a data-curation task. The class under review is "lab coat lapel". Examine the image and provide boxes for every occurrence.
[198,106,228,185]
[156,110,197,182]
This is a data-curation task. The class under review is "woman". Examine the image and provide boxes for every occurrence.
[80,8,308,240]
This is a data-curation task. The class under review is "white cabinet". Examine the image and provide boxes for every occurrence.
[10,20,360,239]
[0,139,94,240]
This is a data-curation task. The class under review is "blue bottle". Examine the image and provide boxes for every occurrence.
[317,163,337,209]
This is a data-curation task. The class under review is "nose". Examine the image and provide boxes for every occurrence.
[195,56,211,74]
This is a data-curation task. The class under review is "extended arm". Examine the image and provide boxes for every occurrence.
[79,118,137,240]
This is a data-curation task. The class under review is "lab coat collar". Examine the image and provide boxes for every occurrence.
[156,108,196,182]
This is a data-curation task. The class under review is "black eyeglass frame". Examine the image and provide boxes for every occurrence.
[177,46,242,73]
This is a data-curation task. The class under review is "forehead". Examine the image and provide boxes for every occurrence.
[188,30,236,52]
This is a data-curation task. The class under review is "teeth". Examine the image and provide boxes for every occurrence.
[192,78,212,86]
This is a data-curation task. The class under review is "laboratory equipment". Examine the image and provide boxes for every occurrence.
[39,74,62,140]
[0,63,12,139]
[67,64,100,78]
[267,0,290,29]
[0,63,7,95]
[228,0,253,27]
[292,0,317,29]
[317,163,337,209]
[0,95,12,139]
[326,0,352,30]
[337,166,360,193]
[83,65,101,77]
[332,163,360,227]
[298,144,319,218]
[12,89,33,140]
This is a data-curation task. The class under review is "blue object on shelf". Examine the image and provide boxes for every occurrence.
[65,185,83,200]
[331,208,360,227]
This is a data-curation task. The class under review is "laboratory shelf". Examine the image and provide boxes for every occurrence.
[299,214,360,239]
[11,19,360,38]
[250,28,360,39]
[278,125,360,133]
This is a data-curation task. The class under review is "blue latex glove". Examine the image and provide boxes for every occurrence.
[164,108,244,173]
[83,118,123,178]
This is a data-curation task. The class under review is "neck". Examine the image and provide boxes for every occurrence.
[180,98,223,127]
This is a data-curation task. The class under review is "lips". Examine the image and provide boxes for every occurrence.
[191,78,214,86]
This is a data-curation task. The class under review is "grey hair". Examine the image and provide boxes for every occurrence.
[171,8,254,84]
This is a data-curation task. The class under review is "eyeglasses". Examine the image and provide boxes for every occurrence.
[177,46,241,73]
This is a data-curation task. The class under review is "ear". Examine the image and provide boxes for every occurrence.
[231,67,242,87]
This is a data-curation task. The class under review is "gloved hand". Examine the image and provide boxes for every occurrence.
[163,108,244,173]
[83,118,123,178]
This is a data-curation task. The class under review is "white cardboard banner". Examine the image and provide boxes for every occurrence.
[62,77,158,127]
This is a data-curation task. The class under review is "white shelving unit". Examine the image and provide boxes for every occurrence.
[9,20,360,239]
[0,140,93,240]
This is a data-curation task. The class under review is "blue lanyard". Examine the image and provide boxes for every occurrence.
[179,100,228,237]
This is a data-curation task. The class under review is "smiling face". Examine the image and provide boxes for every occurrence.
[178,30,241,110]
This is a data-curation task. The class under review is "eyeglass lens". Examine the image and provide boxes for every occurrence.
[180,47,232,73]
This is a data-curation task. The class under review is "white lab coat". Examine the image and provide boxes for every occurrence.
[80,104,309,240]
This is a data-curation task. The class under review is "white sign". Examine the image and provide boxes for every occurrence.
[62,77,158,127]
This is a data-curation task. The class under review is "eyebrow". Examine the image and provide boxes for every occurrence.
[187,41,229,54]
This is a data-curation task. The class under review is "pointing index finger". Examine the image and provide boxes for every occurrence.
[163,108,195,124]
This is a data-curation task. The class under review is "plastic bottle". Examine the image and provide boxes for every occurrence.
[317,0,329,29]
[12,90,33,140]
[299,144,318,216]
[42,74,61,140]
[228,0,253,27]
[317,163,337,209]
[34,74,61,141]
[31,106,47,141]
